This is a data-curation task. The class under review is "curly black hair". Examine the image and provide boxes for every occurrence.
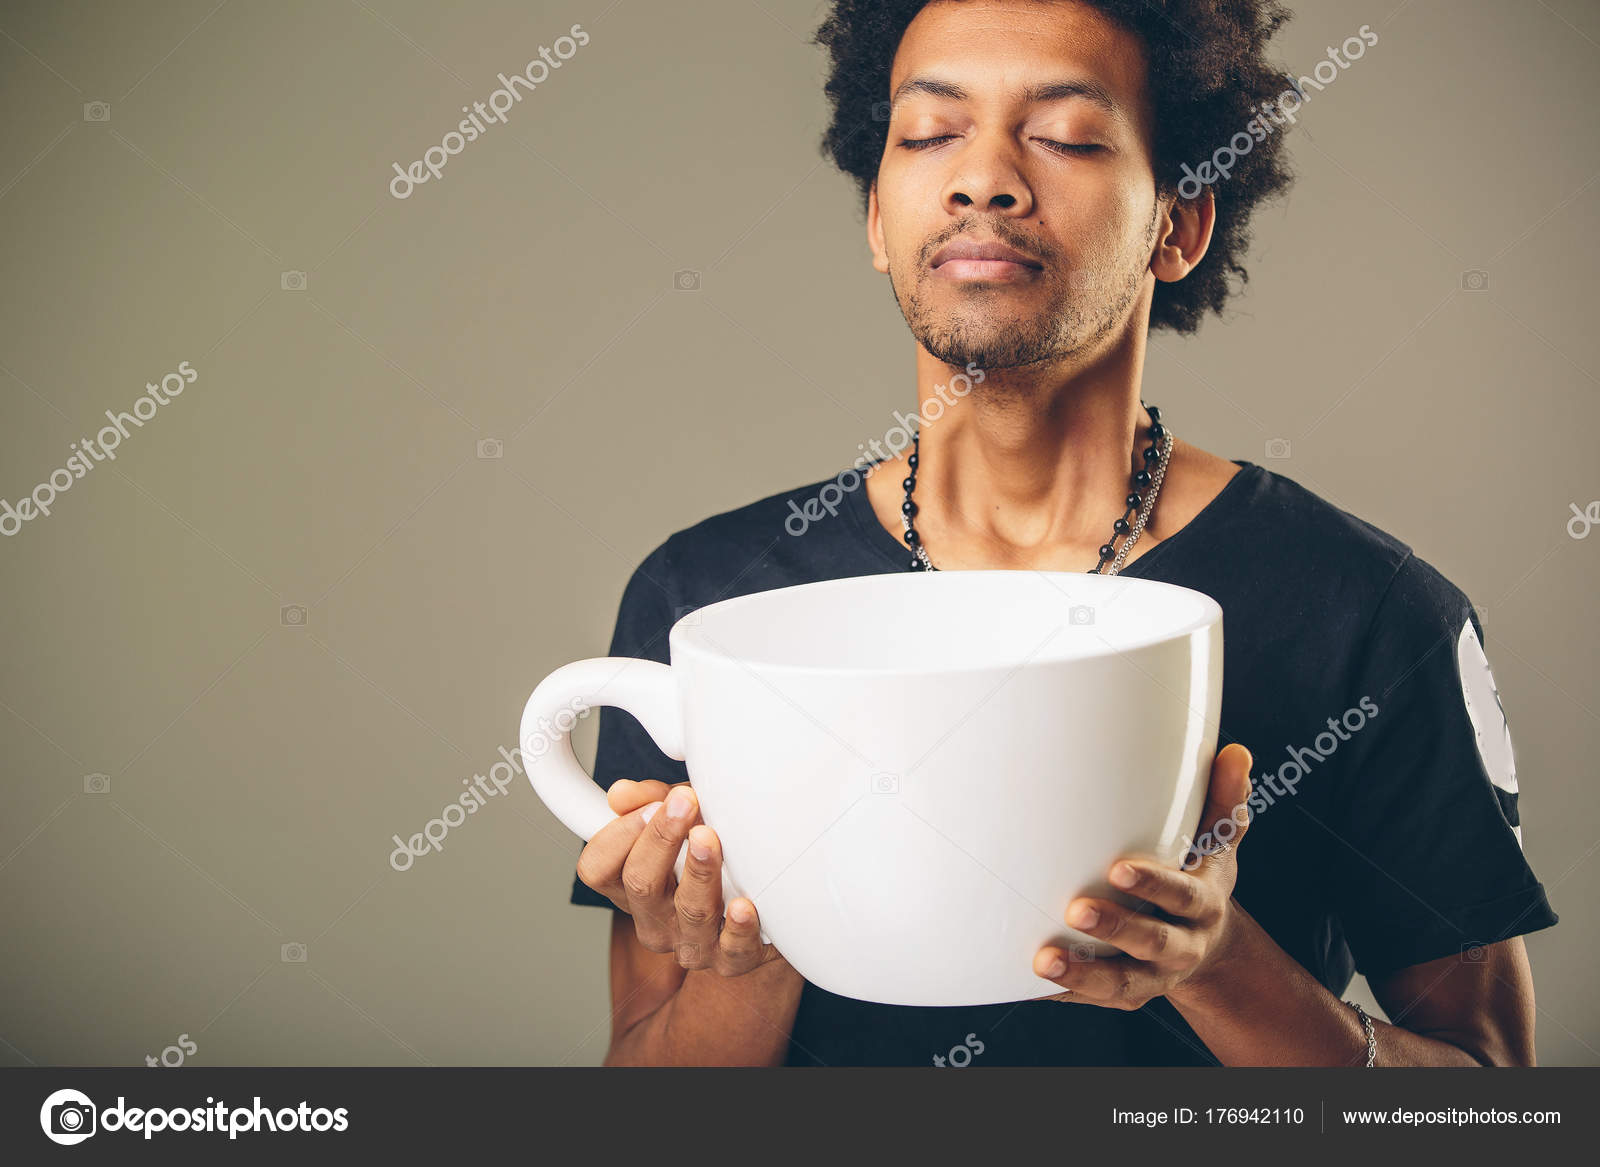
[814,0,1298,334]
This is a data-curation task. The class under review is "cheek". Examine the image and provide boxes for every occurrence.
[1042,162,1147,235]
[876,175,934,241]
[1044,176,1121,230]
[876,154,930,211]
[1064,200,1152,278]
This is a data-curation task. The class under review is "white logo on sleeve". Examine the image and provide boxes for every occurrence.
[1456,618,1521,846]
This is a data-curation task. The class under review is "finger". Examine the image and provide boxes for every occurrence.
[1032,948,1166,1009]
[606,778,673,815]
[1105,860,1220,924]
[575,798,667,911]
[1195,742,1254,852]
[673,824,726,969]
[1064,896,1204,965]
[716,896,768,976]
[619,784,701,945]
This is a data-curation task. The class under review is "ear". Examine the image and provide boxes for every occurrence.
[1151,187,1216,284]
[867,181,890,274]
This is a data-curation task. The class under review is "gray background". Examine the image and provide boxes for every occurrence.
[0,0,1595,1065]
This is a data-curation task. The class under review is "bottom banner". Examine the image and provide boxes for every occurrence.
[4,1066,1593,1159]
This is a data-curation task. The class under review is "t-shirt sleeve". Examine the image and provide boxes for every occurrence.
[1321,553,1557,977]
[568,539,691,911]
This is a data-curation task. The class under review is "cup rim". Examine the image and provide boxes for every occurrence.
[669,568,1222,677]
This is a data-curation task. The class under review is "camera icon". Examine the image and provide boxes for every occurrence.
[1069,941,1098,962]
[280,270,307,291]
[673,269,701,291]
[1460,941,1487,963]
[870,100,892,122]
[83,101,110,122]
[676,942,702,966]
[281,942,307,963]
[476,438,503,460]
[870,772,900,795]
[46,1095,96,1144]
[1068,605,1095,626]
[83,772,110,794]
[1265,437,1292,460]
[1461,269,1489,292]
[280,604,307,627]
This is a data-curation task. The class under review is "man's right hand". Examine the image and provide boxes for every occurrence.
[576,779,781,976]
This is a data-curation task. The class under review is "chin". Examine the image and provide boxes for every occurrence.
[913,320,1052,372]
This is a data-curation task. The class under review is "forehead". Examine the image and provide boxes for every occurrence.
[890,0,1152,129]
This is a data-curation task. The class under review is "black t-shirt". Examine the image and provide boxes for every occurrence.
[567,459,1558,1065]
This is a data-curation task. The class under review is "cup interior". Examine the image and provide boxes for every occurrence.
[674,569,1219,674]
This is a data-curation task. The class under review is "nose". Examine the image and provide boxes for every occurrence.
[941,131,1036,218]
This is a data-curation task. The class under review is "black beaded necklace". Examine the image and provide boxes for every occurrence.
[900,403,1171,574]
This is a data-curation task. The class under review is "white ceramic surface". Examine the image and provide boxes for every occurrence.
[520,569,1223,1006]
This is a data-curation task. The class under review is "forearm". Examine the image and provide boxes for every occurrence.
[606,955,807,1066]
[1166,903,1484,1066]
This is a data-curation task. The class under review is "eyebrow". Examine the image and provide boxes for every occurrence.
[890,75,1130,126]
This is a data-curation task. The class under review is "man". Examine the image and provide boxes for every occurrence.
[567,0,1556,1065]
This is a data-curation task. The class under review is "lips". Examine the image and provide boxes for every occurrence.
[931,237,1043,269]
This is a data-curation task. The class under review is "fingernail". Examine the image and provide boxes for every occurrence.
[641,800,663,823]
[1110,863,1138,889]
[688,828,711,861]
[1045,956,1066,977]
[1068,903,1100,929]
[729,900,752,924]
[666,787,694,820]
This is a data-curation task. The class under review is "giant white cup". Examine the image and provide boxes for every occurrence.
[521,569,1223,1006]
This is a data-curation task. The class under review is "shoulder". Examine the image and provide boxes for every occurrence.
[1239,463,1484,664]
[1224,458,1416,587]
[626,472,866,604]
[1161,455,1472,668]
[668,475,845,550]
[1362,549,1483,659]
[656,473,857,564]
[1160,439,1413,583]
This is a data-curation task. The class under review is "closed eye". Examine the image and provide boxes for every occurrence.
[899,136,1103,156]
[1036,139,1103,156]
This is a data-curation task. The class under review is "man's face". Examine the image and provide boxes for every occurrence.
[870,0,1164,371]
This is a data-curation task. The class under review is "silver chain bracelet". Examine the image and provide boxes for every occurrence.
[1345,1000,1376,1067]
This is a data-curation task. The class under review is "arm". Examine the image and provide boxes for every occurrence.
[603,914,807,1066]
[1164,914,1537,1066]
[1160,566,1551,1066]
[570,548,809,1064]
[1172,559,1550,1065]
[578,778,806,1066]
[1031,743,1542,1065]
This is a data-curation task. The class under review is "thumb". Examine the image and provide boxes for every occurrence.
[606,778,673,815]
[1196,743,1254,849]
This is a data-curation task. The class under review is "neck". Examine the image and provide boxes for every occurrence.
[901,336,1154,569]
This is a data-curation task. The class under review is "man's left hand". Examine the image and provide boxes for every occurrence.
[1032,742,1254,1008]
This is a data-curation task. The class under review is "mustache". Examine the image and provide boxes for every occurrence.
[923,220,1054,266]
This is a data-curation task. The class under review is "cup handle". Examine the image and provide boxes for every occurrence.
[521,657,766,942]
